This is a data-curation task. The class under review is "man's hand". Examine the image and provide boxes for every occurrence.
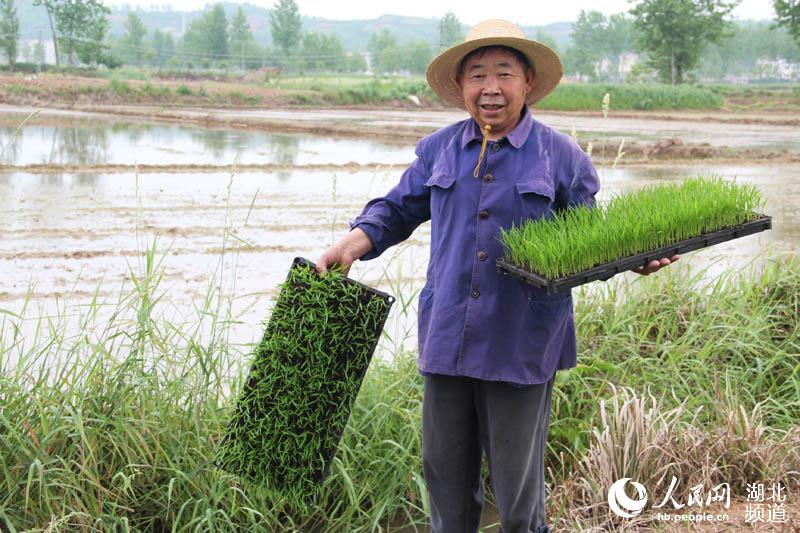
[632,254,680,276]
[316,228,373,276]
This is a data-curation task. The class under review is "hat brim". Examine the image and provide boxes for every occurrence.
[426,37,563,109]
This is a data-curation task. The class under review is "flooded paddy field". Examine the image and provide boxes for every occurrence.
[1,108,798,354]
[3,104,800,156]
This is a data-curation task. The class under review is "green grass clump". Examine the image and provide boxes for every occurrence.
[215,260,393,505]
[278,76,437,105]
[109,78,132,95]
[537,83,723,110]
[500,176,764,279]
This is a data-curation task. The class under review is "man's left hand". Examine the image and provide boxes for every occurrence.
[632,254,680,276]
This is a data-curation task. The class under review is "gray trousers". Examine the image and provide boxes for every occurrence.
[422,374,554,533]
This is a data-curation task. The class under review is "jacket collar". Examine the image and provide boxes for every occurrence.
[460,105,534,150]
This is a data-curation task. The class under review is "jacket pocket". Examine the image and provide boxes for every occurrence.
[515,179,555,220]
[426,172,456,190]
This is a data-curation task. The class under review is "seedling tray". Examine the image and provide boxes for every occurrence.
[216,257,394,499]
[497,215,772,294]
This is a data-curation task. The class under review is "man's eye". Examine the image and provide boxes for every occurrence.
[471,74,485,80]
[498,72,512,78]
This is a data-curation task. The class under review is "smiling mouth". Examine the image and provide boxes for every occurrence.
[480,104,504,111]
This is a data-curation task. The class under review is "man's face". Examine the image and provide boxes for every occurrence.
[458,47,534,139]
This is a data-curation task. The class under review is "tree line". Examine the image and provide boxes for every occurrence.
[1,0,800,83]
[562,1,800,83]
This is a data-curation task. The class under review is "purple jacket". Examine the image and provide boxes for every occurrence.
[351,107,600,385]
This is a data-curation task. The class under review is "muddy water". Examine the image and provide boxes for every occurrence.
[149,108,800,152]
[0,123,414,167]
[2,156,798,355]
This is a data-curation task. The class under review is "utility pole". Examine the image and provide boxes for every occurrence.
[241,42,244,71]
[37,29,42,72]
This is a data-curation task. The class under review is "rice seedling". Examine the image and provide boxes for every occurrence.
[215,258,394,506]
[499,176,767,288]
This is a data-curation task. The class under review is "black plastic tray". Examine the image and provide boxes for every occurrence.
[216,257,395,490]
[497,215,772,294]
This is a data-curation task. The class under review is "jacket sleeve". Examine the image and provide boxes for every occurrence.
[556,144,600,211]
[349,142,432,260]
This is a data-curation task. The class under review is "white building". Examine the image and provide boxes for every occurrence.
[755,58,800,81]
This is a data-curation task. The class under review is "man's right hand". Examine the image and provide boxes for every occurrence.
[315,227,373,275]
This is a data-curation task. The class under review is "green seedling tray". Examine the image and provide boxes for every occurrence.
[497,215,772,294]
[216,257,394,499]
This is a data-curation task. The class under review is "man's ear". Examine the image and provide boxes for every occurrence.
[525,68,535,93]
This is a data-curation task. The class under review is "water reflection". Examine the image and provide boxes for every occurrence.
[270,135,300,181]
[51,128,109,165]
[0,123,413,167]
[190,129,230,160]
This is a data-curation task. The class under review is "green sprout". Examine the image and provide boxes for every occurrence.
[500,176,765,280]
[215,259,393,507]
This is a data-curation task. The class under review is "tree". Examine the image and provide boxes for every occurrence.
[122,12,147,64]
[181,4,228,66]
[698,20,800,78]
[269,0,301,56]
[566,10,606,79]
[343,51,366,73]
[405,40,433,74]
[773,0,800,44]
[229,6,260,69]
[534,29,559,54]
[439,11,463,49]
[369,29,403,73]
[564,10,635,81]
[47,0,110,65]
[206,4,228,60]
[630,0,739,84]
[0,0,19,67]
[152,29,175,67]
[299,31,345,72]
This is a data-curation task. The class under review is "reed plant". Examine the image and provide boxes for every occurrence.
[500,176,765,280]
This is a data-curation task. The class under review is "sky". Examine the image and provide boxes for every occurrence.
[106,0,776,25]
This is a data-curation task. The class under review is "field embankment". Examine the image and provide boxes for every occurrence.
[3,71,798,117]
[0,255,797,531]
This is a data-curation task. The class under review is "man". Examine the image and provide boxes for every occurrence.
[317,19,676,533]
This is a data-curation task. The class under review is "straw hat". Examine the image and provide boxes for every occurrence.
[426,19,563,109]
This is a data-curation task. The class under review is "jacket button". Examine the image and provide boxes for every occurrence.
[478,210,489,219]
[471,288,480,298]
[484,173,493,183]
[492,143,500,152]
[478,251,488,261]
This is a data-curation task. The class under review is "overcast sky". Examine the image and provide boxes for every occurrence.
[106,0,776,25]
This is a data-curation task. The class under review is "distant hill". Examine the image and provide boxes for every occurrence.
[15,0,575,52]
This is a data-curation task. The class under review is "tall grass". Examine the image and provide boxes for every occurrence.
[1,244,797,530]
